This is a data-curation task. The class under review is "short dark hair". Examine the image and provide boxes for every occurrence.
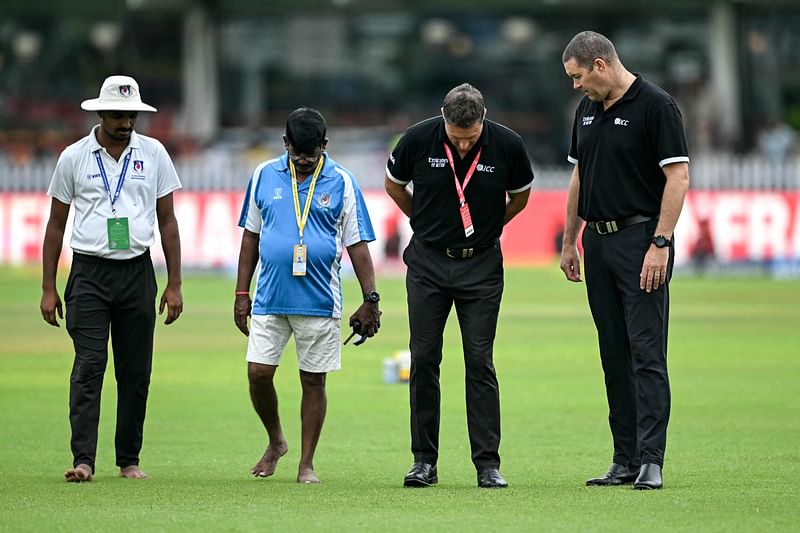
[442,83,485,128]
[562,31,619,68]
[285,107,327,154]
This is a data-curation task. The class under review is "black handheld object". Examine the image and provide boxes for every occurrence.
[343,320,367,346]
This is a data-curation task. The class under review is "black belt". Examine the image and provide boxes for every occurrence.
[73,249,151,264]
[586,215,654,235]
[418,238,498,260]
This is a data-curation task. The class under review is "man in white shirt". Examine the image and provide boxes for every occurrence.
[40,75,183,482]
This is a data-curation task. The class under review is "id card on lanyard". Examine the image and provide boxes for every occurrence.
[443,143,482,238]
[95,150,132,250]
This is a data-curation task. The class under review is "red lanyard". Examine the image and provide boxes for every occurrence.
[443,143,482,206]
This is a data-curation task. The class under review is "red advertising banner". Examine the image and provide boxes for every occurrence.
[1,190,799,268]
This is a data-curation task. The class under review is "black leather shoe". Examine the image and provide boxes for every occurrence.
[403,462,438,487]
[477,468,508,488]
[586,463,640,486]
[633,463,663,490]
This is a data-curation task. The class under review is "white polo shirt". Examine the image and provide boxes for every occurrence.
[48,125,182,259]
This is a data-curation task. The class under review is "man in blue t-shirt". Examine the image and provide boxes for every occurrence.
[234,108,381,484]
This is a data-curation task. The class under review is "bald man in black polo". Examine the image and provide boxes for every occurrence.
[385,83,534,489]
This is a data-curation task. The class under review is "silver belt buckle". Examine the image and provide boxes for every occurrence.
[445,247,474,259]
[595,220,618,235]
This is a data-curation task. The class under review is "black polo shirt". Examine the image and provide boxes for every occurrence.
[568,74,689,221]
[387,117,534,248]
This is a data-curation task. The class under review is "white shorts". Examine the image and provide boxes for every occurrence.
[246,314,341,373]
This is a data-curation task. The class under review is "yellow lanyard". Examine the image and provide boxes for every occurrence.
[290,155,325,244]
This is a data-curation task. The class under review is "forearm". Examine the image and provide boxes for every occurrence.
[159,216,183,287]
[42,200,70,291]
[385,176,412,218]
[655,164,690,238]
[347,242,377,293]
[503,190,529,225]
[42,223,65,291]
[236,230,260,292]
[156,194,182,287]
[346,241,381,336]
[562,167,583,246]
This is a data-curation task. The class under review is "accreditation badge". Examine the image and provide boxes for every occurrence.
[460,203,475,238]
[292,244,307,276]
[107,217,131,250]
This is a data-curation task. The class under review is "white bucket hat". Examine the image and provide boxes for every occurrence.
[80,75,157,112]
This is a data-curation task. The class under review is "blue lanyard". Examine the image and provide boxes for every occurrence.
[94,150,131,216]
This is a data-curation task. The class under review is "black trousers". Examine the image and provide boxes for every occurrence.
[65,251,157,472]
[582,220,673,468]
[403,236,504,469]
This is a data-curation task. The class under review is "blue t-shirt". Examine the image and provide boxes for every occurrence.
[239,153,375,318]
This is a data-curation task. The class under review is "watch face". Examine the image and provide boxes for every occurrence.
[365,291,380,302]
[653,236,669,248]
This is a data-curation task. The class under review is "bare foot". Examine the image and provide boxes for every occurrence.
[297,466,321,484]
[119,465,149,479]
[251,441,288,477]
[65,464,93,483]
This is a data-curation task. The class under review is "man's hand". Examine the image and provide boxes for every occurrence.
[40,288,63,327]
[349,302,381,337]
[234,294,252,336]
[640,246,670,293]
[560,246,582,282]
[159,284,183,325]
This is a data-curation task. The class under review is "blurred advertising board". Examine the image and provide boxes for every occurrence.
[1,191,799,272]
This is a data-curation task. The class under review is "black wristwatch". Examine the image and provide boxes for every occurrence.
[651,235,673,248]
[363,290,380,303]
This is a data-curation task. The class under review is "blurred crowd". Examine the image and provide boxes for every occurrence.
[1,2,799,181]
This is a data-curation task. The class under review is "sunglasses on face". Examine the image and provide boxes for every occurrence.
[288,147,322,164]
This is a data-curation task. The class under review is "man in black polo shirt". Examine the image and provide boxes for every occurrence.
[385,83,533,489]
[559,31,690,490]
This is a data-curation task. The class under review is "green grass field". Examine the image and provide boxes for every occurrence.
[1,265,798,532]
